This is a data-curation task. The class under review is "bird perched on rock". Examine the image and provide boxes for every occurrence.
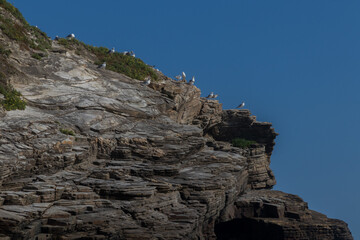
[189,76,195,85]
[182,72,186,81]
[206,92,219,99]
[141,77,151,86]
[175,75,182,81]
[236,102,245,108]
[122,51,135,57]
[206,92,214,98]
[66,33,75,39]
[98,62,106,69]
[108,47,115,54]
[54,35,59,41]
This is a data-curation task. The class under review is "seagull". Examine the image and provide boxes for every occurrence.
[175,75,182,81]
[189,76,195,85]
[213,94,218,99]
[182,71,186,80]
[108,47,115,54]
[98,62,106,69]
[122,51,129,55]
[206,92,214,98]
[66,33,75,39]
[141,77,151,86]
[236,102,245,108]
[54,35,59,41]
[130,51,135,57]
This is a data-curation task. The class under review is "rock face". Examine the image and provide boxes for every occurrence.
[0,3,353,240]
[216,190,353,240]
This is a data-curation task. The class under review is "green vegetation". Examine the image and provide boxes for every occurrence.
[31,52,46,60]
[57,38,70,48]
[0,0,156,81]
[0,0,27,25]
[0,15,29,47]
[60,128,75,136]
[57,38,158,81]
[0,0,155,81]
[0,56,16,89]
[0,54,17,88]
[0,1,51,51]
[231,138,257,148]
[30,26,51,51]
[0,85,26,111]
[0,44,11,57]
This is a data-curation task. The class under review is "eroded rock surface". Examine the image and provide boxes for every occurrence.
[0,4,353,240]
[216,190,353,240]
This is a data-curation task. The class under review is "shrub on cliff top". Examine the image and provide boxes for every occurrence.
[0,0,27,25]
[231,138,257,148]
[0,1,51,51]
[57,38,158,81]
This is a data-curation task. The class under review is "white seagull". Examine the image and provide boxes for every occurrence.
[236,102,245,108]
[189,76,195,85]
[130,51,135,57]
[206,92,214,98]
[98,62,106,69]
[54,35,59,41]
[175,75,182,81]
[141,77,151,86]
[66,33,75,39]
[182,71,186,80]
[108,47,115,54]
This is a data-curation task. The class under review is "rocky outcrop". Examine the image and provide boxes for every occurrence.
[216,190,353,240]
[0,40,277,238]
[0,3,353,239]
[211,110,278,157]
[150,79,203,125]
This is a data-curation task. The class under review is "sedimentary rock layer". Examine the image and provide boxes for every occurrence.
[0,4,353,239]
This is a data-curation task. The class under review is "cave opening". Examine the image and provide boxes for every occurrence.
[214,218,284,240]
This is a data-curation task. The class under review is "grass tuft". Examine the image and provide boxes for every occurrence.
[231,138,257,148]
[60,128,75,136]
[31,52,46,60]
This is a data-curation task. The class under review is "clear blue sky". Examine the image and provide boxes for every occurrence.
[11,0,359,237]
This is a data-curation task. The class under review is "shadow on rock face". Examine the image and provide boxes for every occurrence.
[215,218,284,240]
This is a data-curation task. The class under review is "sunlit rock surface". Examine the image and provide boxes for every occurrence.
[0,4,353,240]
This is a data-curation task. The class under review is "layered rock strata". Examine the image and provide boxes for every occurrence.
[0,4,353,239]
[216,190,353,240]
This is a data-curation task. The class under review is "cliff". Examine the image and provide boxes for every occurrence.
[0,2,353,239]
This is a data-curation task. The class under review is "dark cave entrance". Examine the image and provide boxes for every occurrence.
[214,218,284,240]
